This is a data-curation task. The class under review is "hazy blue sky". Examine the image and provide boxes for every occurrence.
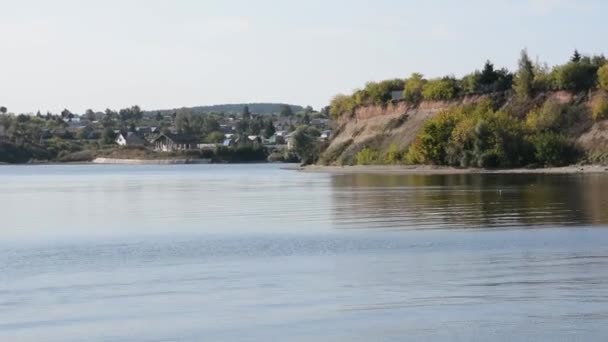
[1,0,606,114]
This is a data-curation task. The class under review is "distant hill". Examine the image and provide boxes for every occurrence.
[147,103,305,116]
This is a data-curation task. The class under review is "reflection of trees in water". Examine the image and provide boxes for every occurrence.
[330,173,608,230]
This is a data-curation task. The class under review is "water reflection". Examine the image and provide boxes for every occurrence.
[331,173,608,230]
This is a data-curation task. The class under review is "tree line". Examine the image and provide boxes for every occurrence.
[330,49,608,119]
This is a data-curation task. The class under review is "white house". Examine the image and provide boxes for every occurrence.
[115,132,146,147]
[151,133,199,152]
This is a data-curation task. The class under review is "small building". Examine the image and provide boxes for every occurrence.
[247,135,263,144]
[136,127,159,135]
[310,118,330,129]
[115,132,147,147]
[285,131,297,150]
[320,130,332,140]
[222,138,235,147]
[152,133,199,152]
[390,90,404,101]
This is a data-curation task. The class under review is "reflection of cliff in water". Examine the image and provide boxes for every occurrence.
[330,173,608,230]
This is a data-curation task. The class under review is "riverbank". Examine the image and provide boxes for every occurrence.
[303,164,608,175]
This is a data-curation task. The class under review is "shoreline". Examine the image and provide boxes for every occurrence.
[302,164,608,175]
[92,157,211,165]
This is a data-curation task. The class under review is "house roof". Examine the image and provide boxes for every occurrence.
[118,132,147,145]
[152,133,199,144]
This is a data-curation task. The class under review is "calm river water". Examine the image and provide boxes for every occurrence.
[1,164,608,341]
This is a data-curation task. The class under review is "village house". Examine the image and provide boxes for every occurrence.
[285,131,297,150]
[152,133,199,152]
[135,126,159,136]
[115,132,147,147]
[320,130,332,141]
[310,118,330,130]
[222,138,235,147]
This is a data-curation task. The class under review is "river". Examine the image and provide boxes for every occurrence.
[1,164,607,341]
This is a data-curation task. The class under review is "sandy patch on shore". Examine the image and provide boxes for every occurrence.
[92,158,210,165]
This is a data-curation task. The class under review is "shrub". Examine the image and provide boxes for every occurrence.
[408,111,461,164]
[477,151,501,168]
[403,73,427,103]
[552,61,598,91]
[355,147,380,165]
[599,64,608,91]
[383,144,403,164]
[422,77,459,101]
[525,100,566,132]
[590,92,608,121]
[531,132,578,166]
[329,94,356,119]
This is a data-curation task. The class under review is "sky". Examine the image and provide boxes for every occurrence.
[1,0,606,114]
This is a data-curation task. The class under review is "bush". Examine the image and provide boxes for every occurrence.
[599,64,608,91]
[525,100,566,132]
[383,144,404,164]
[531,133,578,166]
[422,77,459,101]
[477,151,501,168]
[329,94,356,119]
[552,61,598,91]
[355,147,380,165]
[403,73,427,103]
[591,92,608,121]
[408,111,461,164]
[0,141,53,163]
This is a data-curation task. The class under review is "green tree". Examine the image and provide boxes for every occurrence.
[552,61,597,91]
[84,109,96,122]
[280,105,294,117]
[263,120,276,139]
[131,105,143,121]
[598,64,608,91]
[0,106,7,115]
[202,116,221,135]
[292,126,318,165]
[514,49,535,99]
[571,49,582,63]
[206,131,225,143]
[104,108,117,120]
[155,112,163,122]
[591,92,608,121]
[77,125,93,140]
[403,73,427,103]
[302,112,311,125]
[242,105,251,120]
[532,132,578,166]
[175,109,193,134]
[408,111,461,164]
[422,77,458,101]
[101,127,115,145]
[479,60,498,87]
